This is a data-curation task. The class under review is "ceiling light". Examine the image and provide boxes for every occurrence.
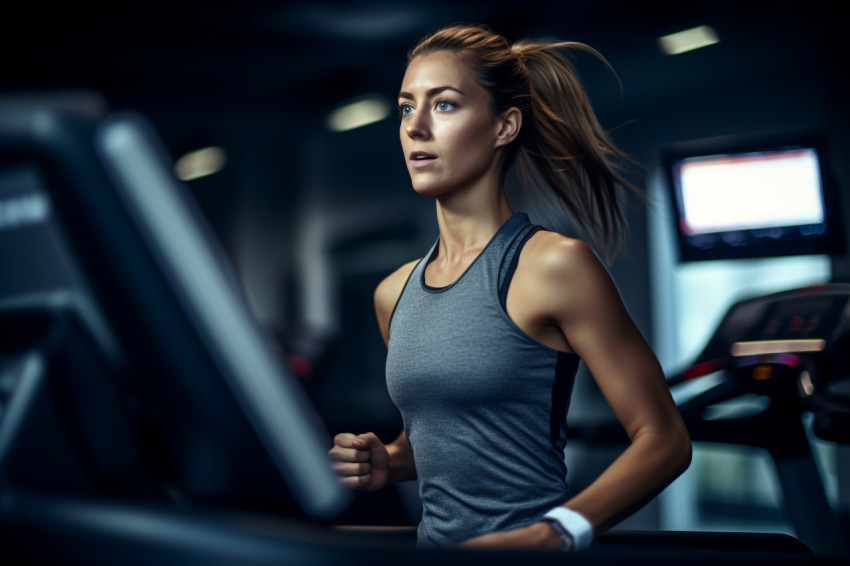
[659,25,719,55]
[175,146,227,181]
[326,96,391,132]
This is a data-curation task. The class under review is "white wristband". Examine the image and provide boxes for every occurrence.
[542,507,594,551]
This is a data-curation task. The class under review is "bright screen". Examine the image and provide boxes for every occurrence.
[665,136,843,262]
[677,148,824,235]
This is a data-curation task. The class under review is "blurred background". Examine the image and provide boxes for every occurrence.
[2,0,848,536]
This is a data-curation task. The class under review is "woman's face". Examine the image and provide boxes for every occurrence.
[398,51,506,197]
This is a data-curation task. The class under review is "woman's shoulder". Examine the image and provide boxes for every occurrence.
[522,230,604,279]
[518,229,619,304]
[375,259,419,302]
[517,229,620,317]
[511,231,618,328]
[374,259,420,331]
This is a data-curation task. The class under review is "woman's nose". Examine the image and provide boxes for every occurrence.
[405,112,430,139]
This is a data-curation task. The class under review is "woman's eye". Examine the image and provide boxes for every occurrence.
[398,103,414,117]
[436,100,455,111]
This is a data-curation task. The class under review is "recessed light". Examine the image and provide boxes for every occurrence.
[175,146,227,181]
[659,25,719,55]
[326,96,391,132]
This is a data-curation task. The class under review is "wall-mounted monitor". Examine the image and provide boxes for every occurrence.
[663,134,844,262]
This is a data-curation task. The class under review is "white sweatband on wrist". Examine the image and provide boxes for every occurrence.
[542,507,594,551]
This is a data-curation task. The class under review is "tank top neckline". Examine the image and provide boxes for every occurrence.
[420,212,529,293]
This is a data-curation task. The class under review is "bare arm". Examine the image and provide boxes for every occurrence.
[373,260,418,347]
[328,261,419,488]
[546,239,691,533]
[385,431,416,483]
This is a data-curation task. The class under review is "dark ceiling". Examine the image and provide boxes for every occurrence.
[5,0,843,119]
[3,0,848,328]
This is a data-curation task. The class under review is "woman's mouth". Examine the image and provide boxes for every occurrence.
[410,151,437,168]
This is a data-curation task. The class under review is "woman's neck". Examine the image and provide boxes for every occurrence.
[433,189,513,264]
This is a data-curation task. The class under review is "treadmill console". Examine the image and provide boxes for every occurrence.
[698,283,850,364]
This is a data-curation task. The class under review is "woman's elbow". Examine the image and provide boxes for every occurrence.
[670,422,693,478]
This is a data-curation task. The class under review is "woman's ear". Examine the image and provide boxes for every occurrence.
[495,107,522,148]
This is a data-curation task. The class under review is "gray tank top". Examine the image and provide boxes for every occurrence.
[386,212,580,546]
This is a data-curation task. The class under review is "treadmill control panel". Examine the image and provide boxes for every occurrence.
[696,283,850,363]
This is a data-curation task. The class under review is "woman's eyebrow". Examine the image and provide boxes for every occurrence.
[398,86,465,100]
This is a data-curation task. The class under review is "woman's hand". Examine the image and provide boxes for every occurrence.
[460,522,566,551]
[328,432,391,491]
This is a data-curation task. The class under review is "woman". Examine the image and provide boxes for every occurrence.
[328,24,691,551]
